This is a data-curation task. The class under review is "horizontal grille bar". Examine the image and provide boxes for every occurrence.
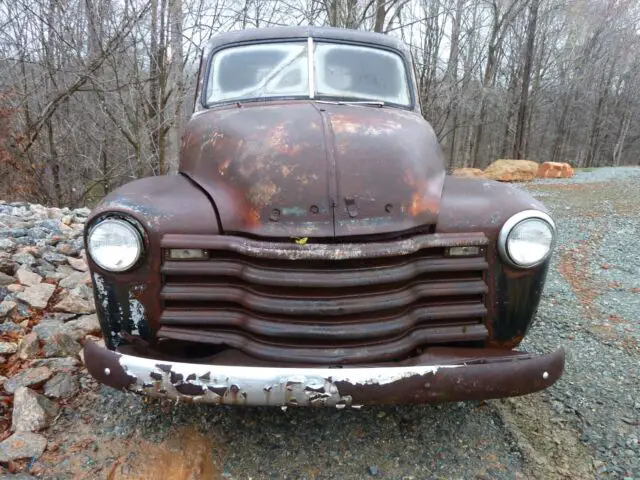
[161,280,487,316]
[160,303,487,340]
[157,324,489,364]
[161,232,488,260]
[162,256,488,288]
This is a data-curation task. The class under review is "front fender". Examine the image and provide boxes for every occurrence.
[437,176,553,346]
[85,174,220,349]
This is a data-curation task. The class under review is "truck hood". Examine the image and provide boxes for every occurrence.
[179,102,445,239]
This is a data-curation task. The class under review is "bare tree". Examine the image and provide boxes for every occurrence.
[0,0,639,206]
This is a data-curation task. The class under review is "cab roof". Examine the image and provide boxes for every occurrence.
[204,26,410,56]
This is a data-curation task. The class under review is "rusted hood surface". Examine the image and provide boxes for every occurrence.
[180,102,446,238]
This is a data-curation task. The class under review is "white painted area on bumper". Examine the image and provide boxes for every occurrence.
[117,352,462,407]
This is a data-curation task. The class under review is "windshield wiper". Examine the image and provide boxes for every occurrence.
[245,49,308,98]
[316,100,386,107]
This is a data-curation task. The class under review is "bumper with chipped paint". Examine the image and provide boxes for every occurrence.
[83,341,565,406]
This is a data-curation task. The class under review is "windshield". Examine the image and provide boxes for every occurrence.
[314,43,409,105]
[205,40,411,107]
[207,43,309,102]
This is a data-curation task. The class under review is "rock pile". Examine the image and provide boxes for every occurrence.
[452,160,575,181]
[0,201,101,465]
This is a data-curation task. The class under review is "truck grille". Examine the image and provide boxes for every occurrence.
[159,233,489,365]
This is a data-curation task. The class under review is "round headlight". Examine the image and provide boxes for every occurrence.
[498,210,555,268]
[87,218,143,272]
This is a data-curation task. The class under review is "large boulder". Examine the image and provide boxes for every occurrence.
[452,168,485,178]
[484,159,539,182]
[537,161,574,178]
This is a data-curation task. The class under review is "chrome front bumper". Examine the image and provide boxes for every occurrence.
[83,341,565,407]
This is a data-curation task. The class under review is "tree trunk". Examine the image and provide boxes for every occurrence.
[148,0,160,175]
[102,148,110,195]
[513,0,539,159]
[157,0,168,175]
[585,60,616,167]
[470,38,499,167]
[47,119,61,206]
[169,0,184,173]
[500,62,521,158]
[612,110,631,166]
[373,0,386,32]
[444,0,463,168]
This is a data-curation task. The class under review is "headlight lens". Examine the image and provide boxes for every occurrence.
[87,218,143,272]
[498,211,555,268]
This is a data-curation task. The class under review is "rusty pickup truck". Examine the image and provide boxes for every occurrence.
[82,26,564,407]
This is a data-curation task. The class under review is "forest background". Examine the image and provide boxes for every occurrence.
[0,0,638,207]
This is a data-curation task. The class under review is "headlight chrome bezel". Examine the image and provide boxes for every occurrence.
[498,210,556,269]
[87,217,145,272]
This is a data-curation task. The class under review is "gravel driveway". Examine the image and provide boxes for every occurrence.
[15,167,640,480]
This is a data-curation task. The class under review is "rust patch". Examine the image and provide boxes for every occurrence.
[281,164,293,177]
[247,181,279,206]
[404,174,440,217]
[267,123,302,156]
[329,113,403,135]
[329,114,360,134]
[218,158,231,176]
[242,206,261,227]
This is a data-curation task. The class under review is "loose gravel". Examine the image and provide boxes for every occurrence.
[4,167,639,479]
[520,167,640,479]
